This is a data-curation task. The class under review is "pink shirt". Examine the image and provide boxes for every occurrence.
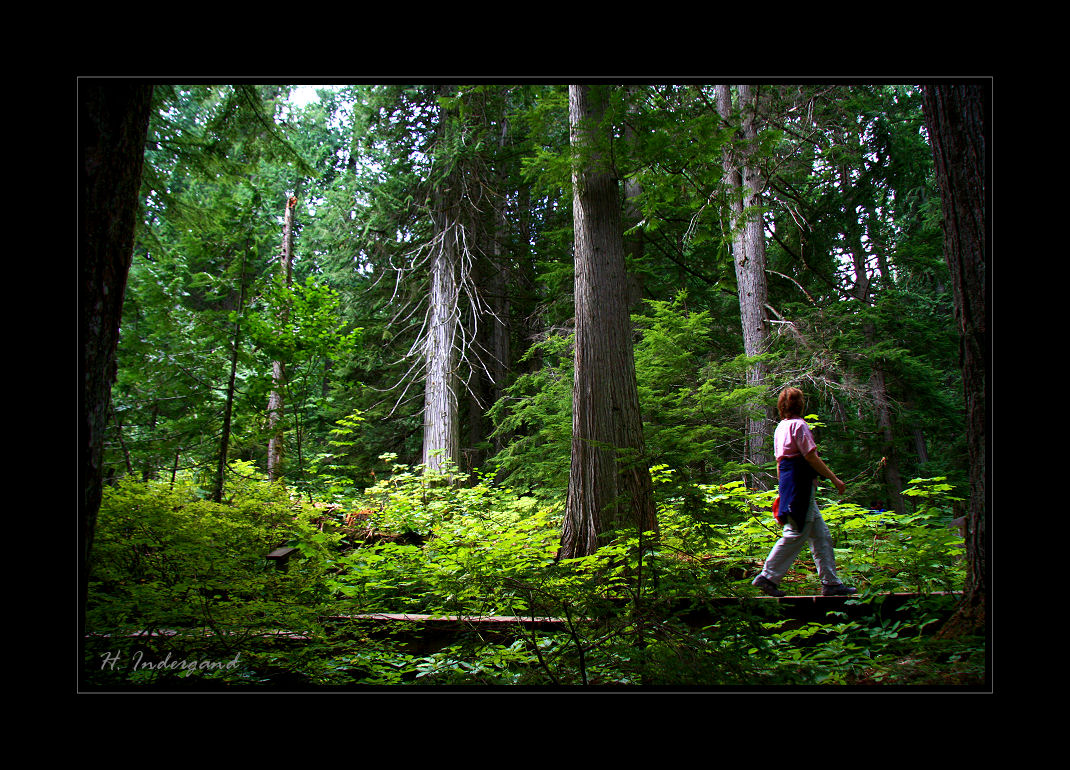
[774,417,817,461]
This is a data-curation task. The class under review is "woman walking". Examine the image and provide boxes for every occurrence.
[751,387,857,598]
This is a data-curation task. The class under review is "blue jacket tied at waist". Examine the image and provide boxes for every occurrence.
[777,455,817,526]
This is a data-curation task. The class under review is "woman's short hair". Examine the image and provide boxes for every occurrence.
[778,387,805,420]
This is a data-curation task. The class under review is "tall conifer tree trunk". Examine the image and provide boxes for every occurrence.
[560,84,656,560]
[422,92,462,474]
[81,81,153,623]
[423,195,460,473]
[922,83,987,636]
[267,194,296,481]
[715,84,773,484]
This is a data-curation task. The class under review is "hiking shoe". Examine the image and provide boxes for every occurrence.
[821,583,858,597]
[752,575,786,597]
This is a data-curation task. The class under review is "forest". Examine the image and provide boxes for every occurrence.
[80,80,988,690]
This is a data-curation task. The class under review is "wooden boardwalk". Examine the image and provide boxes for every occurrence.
[330,613,574,631]
[85,593,962,648]
[328,592,962,629]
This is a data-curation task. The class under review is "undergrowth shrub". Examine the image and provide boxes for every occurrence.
[84,462,341,687]
[329,458,561,617]
[821,476,966,594]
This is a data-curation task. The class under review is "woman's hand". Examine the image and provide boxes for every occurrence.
[804,449,845,497]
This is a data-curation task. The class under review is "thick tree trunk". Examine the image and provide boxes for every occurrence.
[559,84,657,560]
[715,85,772,484]
[267,195,296,482]
[922,83,987,637]
[422,185,461,474]
[81,81,153,625]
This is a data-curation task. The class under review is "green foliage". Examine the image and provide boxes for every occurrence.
[110,84,319,489]
[246,275,361,364]
[85,464,341,686]
[517,85,571,196]
[634,293,773,486]
[329,458,559,616]
[752,591,983,685]
[307,408,369,501]
[487,334,574,494]
[821,476,966,594]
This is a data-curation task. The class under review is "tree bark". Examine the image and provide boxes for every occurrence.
[267,195,296,482]
[559,84,656,560]
[715,85,773,484]
[922,83,987,637]
[423,217,460,473]
[422,96,462,474]
[81,81,153,625]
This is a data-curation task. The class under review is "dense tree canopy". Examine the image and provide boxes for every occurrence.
[101,83,970,507]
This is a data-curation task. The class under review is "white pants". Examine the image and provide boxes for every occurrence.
[759,496,841,586]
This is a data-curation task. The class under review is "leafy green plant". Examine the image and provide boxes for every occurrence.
[757,592,982,686]
[329,459,560,617]
[644,475,967,597]
[307,408,370,503]
[821,476,966,594]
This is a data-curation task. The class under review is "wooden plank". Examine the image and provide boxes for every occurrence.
[330,593,961,627]
[85,593,962,645]
[329,613,575,631]
[85,629,312,640]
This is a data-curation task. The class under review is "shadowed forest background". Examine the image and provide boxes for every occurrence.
[80,81,988,689]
